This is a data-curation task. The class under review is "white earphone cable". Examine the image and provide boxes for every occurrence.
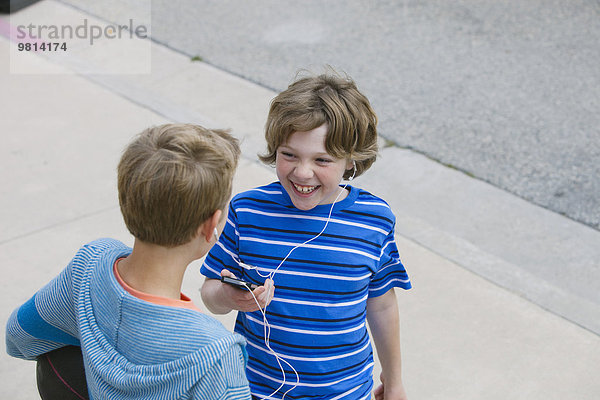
[235,176,354,399]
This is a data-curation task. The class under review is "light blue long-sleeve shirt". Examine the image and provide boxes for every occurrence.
[6,238,251,400]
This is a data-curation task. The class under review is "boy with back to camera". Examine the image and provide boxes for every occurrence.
[201,72,412,399]
[6,124,252,399]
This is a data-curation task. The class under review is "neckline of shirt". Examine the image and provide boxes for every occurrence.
[113,258,201,312]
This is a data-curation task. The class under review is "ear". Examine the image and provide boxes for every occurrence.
[200,209,223,242]
[346,157,356,169]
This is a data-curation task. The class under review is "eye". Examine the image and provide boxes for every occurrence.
[316,158,333,164]
[279,150,295,158]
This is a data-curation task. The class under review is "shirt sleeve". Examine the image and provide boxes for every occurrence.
[6,264,80,360]
[368,224,412,298]
[190,342,251,399]
[201,202,243,280]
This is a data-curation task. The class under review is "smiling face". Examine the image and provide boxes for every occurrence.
[275,124,353,211]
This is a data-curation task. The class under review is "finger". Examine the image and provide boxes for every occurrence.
[251,285,266,297]
[255,280,275,307]
[373,383,384,400]
[264,279,275,306]
[264,278,275,290]
[235,292,261,312]
[220,269,237,279]
[253,290,269,309]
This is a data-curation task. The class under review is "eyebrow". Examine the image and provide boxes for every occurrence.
[279,145,331,157]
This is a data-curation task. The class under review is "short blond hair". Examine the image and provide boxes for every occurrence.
[118,124,240,247]
[260,72,378,179]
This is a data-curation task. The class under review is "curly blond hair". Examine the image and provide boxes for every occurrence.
[260,71,378,179]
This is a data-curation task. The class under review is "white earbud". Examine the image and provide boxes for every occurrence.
[348,160,357,181]
[213,228,219,241]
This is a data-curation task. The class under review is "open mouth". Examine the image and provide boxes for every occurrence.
[292,182,319,195]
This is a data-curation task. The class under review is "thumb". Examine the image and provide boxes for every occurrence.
[220,269,237,279]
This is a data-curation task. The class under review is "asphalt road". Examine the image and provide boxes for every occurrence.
[62,0,600,229]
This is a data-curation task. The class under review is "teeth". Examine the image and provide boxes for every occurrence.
[293,183,317,194]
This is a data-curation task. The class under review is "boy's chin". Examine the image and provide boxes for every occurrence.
[287,192,321,211]
[289,196,318,211]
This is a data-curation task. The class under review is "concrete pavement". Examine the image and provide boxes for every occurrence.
[62,0,600,230]
[1,1,599,399]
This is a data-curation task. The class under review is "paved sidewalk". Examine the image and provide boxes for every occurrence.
[1,2,599,399]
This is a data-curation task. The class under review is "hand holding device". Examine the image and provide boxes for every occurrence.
[219,269,274,312]
[221,276,258,291]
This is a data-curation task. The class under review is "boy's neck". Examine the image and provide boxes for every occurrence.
[117,239,194,300]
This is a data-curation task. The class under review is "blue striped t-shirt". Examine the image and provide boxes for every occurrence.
[201,182,411,399]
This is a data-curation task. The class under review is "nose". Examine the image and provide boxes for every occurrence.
[294,162,313,180]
